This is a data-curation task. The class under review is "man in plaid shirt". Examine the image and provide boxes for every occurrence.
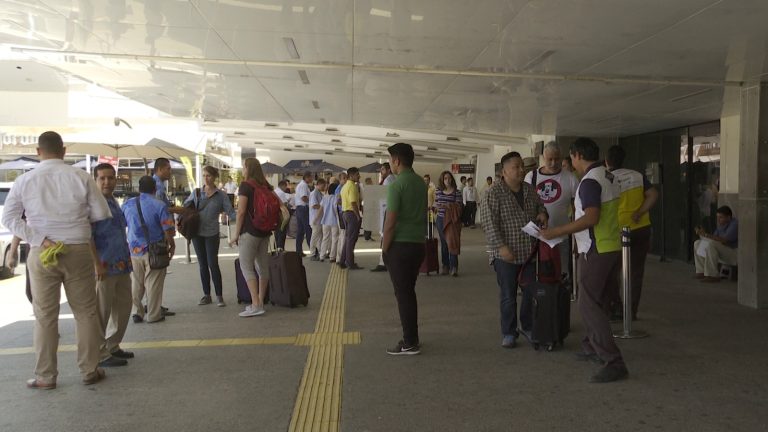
[479,152,548,348]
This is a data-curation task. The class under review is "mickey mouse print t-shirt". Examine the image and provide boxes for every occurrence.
[524,168,579,229]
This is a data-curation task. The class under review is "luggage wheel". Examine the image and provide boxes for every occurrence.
[545,344,555,352]
[533,343,540,351]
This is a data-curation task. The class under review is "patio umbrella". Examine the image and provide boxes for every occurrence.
[72,159,98,169]
[261,162,289,175]
[0,157,39,170]
[315,161,346,173]
[358,162,382,173]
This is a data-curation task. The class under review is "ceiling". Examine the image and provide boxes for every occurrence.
[0,0,766,160]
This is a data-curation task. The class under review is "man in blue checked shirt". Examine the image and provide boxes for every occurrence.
[91,164,134,367]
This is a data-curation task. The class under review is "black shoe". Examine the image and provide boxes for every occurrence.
[574,351,603,365]
[99,356,128,367]
[590,365,629,383]
[348,264,363,270]
[161,309,175,317]
[132,314,143,323]
[147,316,166,324]
[370,265,387,272]
[111,349,135,359]
[386,340,420,356]
[337,263,347,269]
[144,305,171,314]
[310,255,320,262]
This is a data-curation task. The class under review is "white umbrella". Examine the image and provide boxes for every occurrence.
[0,157,39,170]
[65,138,195,160]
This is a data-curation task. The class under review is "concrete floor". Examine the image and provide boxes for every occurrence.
[0,230,766,432]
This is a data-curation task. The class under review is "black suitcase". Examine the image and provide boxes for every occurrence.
[522,240,571,351]
[268,250,309,307]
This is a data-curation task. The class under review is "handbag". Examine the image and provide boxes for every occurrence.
[135,196,171,269]
[177,188,209,240]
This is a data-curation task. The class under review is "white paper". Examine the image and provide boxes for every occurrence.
[696,238,711,257]
[522,221,565,249]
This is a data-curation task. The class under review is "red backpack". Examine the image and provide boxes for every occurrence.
[246,180,280,232]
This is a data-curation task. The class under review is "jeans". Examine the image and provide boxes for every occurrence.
[295,206,312,254]
[384,242,425,347]
[493,259,534,338]
[192,235,223,297]
[435,216,458,270]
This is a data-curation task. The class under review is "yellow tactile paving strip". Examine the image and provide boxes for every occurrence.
[289,264,352,432]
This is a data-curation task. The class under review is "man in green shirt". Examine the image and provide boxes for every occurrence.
[382,143,428,355]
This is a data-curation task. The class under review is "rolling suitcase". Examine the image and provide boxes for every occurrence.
[268,250,310,307]
[420,210,439,275]
[521,240,571,351]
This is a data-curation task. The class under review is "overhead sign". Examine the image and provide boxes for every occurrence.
[451,164,475,174]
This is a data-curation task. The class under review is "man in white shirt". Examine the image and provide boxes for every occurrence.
[274,180,294,250]
[462,177,479,228]
[224,177,238,206]
[2,131,112,389]
[294,172,314,257]
[309,179,327,260]
[524,142,579,277]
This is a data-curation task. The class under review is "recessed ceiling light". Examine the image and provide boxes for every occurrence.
[312,100,320,109]
[283,135,294,139]
[234,131,245,136]
[325,152,333,155]
[298,70,310,84]
[365,155,374,158]
[379,143,389,148]
[427,146,437,151]
[331,139,342,143]
[386,132,399,137]
[326,127,339,132]
[265,123,279,127]
[283,37,300,59]
[334,148,343,151]
[285,148,293,152]
[253,141,263,145]
[294,144,304,148]
[446,137,460,141]
[16,66,22,70]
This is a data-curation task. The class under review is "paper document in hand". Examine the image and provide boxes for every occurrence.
[696,238,711,257]
[521,221,565,248]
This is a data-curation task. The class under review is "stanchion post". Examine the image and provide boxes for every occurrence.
[614,226,648,339]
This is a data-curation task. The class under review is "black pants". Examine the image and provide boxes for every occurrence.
[384,242,425,347]
[274,210,292,250]
[463,201,477,226]
[295,206,312,254]
[578,249,624,367]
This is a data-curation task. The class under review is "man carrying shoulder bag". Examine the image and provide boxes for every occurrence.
[123,176,176,323]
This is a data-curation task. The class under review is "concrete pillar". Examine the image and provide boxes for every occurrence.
[737,83,768,309]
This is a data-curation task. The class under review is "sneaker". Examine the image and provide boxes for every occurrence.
[386,340,420,356]
[370,265,387,272]
[198,295,212,305]
[98,356,128,367]
[26,378,56,390]
[216,296,226,307]
[589,365,629,383]
[310,255,320,262]
[239,305,266,317]
[501,335,517,349]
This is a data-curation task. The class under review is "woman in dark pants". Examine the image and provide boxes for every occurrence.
[435,171,463,276]
[184,166,236,307]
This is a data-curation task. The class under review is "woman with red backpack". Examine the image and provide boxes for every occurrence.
[230,158,282,317]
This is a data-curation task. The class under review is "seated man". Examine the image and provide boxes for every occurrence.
[693,205,738,283]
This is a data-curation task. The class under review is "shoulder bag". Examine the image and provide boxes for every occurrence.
[136,196,171,269]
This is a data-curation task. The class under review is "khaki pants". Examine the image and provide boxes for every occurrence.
[28,244,102,384]
[321,225,339,259]
[309,223,323,257]
[97,273,132,358]
[131,255,167,322]
[694,239,738,277]
[335,228,346,263]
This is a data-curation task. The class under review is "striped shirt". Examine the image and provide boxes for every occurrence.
[478,181,547,264]
[435,189,462,218]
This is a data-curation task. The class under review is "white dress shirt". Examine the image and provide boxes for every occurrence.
[463,186,478,203]
[294,180,310,207]
[274,188,293,208]
[2,159,111,246]
[224,181,238,194]
[382,174,396,186]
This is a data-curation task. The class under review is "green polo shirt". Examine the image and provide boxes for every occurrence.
[387,168,428,243]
